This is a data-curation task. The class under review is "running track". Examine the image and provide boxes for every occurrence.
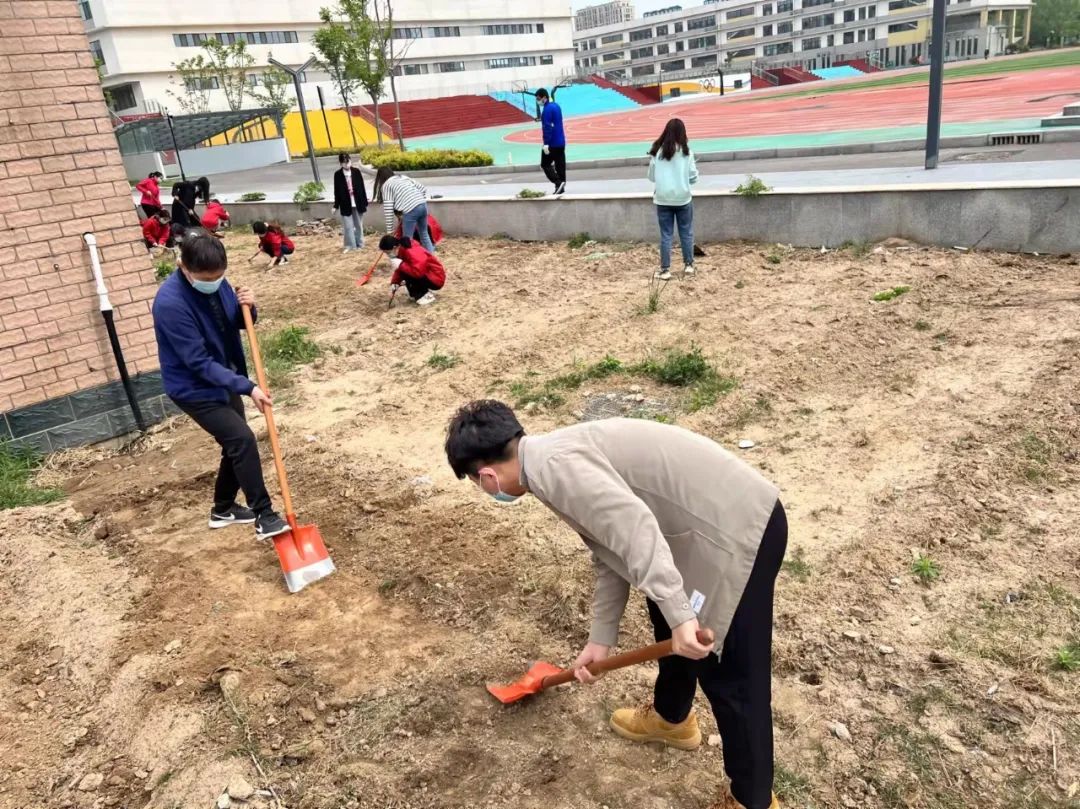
[505,66,1080,145]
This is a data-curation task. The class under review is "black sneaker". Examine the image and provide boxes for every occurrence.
[208,503,257,529]
[554,182,566,195]
[255,511,290,540]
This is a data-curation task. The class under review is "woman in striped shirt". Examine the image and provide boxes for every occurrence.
[373,167,436,254]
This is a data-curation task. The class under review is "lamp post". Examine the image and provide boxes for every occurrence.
[269,56,320,184]
[165,110,186,181]
[924,0,948,169]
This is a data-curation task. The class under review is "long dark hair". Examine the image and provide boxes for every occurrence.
[649,118,690,161]
[194,176,211,203]
[372,167,395,202]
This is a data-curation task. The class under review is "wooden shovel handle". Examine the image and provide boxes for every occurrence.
[541,628,716,690]
[241,304,294,517]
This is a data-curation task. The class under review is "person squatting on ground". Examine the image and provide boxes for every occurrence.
[373,167,436,254]
[200,198,231,234]
[445,401,787,809]
[536,88,566,195]
[151,229,289,541]
[334,153,368,253]
[141,211,175,252]
[648,118,698,280]
[250,221,295,268]
[136,171,164,219]
[379,234,445,307]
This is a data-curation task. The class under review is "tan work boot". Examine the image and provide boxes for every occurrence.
[707,787,781,809]
[609,704,701,750]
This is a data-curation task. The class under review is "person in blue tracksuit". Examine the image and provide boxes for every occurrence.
[536,88,566,195]
[152,228,289,540]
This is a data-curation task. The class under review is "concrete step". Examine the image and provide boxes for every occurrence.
[1041,113,1080,128]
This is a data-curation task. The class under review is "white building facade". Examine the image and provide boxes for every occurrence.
[575,1,636,31]
[81,0,576,115]
[572,0,1032,85]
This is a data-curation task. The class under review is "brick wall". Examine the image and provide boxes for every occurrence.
[0,1,161,422]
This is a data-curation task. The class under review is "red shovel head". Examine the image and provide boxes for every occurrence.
[355,254,381,287]
[273,518,335,594]
[486,661,564,704]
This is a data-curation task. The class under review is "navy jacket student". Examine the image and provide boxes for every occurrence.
[536,88,567,194]
[151,229,288,541]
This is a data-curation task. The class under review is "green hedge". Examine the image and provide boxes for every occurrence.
[367,148,493,171]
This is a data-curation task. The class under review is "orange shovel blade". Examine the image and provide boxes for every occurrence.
[273,521,335,594]
[486,661,564,704]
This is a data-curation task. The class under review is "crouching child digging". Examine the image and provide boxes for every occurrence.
[152,229,290,541]
[379,234,445,307]
[445,401,787,809]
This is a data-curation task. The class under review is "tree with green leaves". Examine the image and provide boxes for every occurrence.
[1028,0,1080,47]
[313,8,364,148]
[250,58,295,125]
[202,37,255,111]
[168,53,215,114]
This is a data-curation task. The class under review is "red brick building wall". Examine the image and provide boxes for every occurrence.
[1,0,163,444]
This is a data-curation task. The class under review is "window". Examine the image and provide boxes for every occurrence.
[537,23,545,32]
[763,24,774,35]
[588,39,596,49]
[540,54,554,65]
[657,43,670,54]
[486,56,536,68]
[606,69,626,79]
[687,15,716,29]
[869,26,876,37]
[632,64,656,76]
[777,20,793,32]
[888,0,924,9]
[763,41,793,54]
[802,13,834,29]
[428,26,461,37]
[727,6,754,19]
[435,61,466,73]
[728,47,756,59]
[393,26,423,39]
[601,33,623,44]
[660,59,686,71]
[761,3,774,15]
[393,63,429,76]
[729,28,755,40]
[676,40,685,51]
[78,1,92,21]
[827,33,835,45]
[691,54,717,67]
[185,76,219,91]
[483,24,534,35]
[655,24,669,35]
[630,28,652,41]
[89,39,104,68]
[888,21,917,31]
[602,51,624,62]
[802,0,835,6]
[108,83,136,110]
[688,35,717,49]
[844,9,855,21]
[869,6,877,16]
[843,30,855,43]
[631,46,654,58]
[802,36,822,49]
[777,0,793,11]
[174,30,297,46]
[674,22,684,33]
[858,28,867,41]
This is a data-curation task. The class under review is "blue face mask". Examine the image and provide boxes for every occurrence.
[189,274,224,295]
[480,470,523,504]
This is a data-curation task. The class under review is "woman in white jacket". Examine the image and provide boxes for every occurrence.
[647,118,699,280]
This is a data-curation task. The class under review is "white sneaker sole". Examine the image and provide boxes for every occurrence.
[256,524,291,541]
[209,515,256,529]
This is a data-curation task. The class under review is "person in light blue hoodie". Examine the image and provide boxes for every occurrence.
[647,118,699,280]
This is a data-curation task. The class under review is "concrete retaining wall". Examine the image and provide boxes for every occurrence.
[223,185,1080,254]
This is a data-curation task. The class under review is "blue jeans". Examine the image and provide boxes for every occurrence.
[401,202,436,253]
[341,210,364,249]
[657,203,694,269]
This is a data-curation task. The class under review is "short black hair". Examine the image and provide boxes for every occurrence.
[149,171,163,179]
[252,221,268,235]
[180,228,227,273]
[379,234,401,251]
[445,400,525,479]
[338,153,351,164]
[535,88,549,99]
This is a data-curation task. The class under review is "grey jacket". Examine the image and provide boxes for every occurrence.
[519,419,779,650]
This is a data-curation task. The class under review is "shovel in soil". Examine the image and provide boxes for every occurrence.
[355,252,382,287]
[488,628,715,704]
[241,304,336,593]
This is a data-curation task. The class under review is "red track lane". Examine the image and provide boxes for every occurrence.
[506,66,1080,144]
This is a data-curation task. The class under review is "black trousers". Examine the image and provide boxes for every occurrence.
[403,275,442,300]
[648,501,787,809]
[174,394,273,516]
[141,203,162,219]
[540,147,566,188]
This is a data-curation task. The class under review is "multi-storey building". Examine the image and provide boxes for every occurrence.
[80,0,576,115]
[575,1,637,31]
[572,0,1032,85]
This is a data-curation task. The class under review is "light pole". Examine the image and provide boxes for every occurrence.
[165,110,186,181]
[924,0,948,169]
[269,56,320,184]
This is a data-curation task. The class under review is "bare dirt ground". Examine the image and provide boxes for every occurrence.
[2,228,1079,809]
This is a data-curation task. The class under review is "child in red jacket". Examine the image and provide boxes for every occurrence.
[201,199,230,233]
[141,211,175,252]
[379,234,445,306]
[250,221,295,268]
[394,210,443,250]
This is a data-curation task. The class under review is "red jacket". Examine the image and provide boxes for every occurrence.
[394,212,443,245]
[141,216,171,245]
[391,240,445,289]
[201,201,230,230]
[259,227,294,257]
[135,177,160,208]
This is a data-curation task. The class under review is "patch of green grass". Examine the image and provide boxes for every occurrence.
[733,175,770,197]
[567,232,591,249]
[907,684,958,717]
[872,285,911,302]
[774,763,815,806]
[517,189,546,199]
[425,346,460,371]
[687,374,739,412]
[627,410,675,424]
[154,258,174,282]
[238,191,266,202]
[0,442,64,510]
[1051,642,1080,672]
[631,346,712,387]
[841,240,872,257]
[911,553,941,585]
[729,394,773,430]
[379,579,397,595]
[734,279,745,289]
[765,252,783,265]
[781,546,811,581]
[250,325,321,390]
[641,274,668,315]
[1019,431,1052,482]
[914,319,932,331]
[490,232,514,240]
